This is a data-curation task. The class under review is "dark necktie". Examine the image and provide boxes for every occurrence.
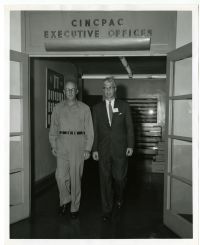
[108,101,113,124]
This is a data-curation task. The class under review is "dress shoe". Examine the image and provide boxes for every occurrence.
[70,211,79,219]
[58,204,68,216]
[116,201,123,209]
[58,202,70,216]
[102,212,112,222]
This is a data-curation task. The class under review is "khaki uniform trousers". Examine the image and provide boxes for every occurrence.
[55,134,85,212]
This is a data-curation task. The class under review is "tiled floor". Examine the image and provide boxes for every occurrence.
[10,156,179,239]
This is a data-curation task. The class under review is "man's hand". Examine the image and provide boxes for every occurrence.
[52,148,57,157]
[84,150,90,160]
[126,148,133,157]
[92,151,99,161]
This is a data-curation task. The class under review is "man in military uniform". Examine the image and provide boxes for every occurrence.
[49,80,94,219]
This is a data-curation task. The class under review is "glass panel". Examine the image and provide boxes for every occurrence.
[171,178,192,223]
[10,61,21,96]
[174,58,192,96]
[10,136,23,170]
[172,139,192,181]
[10,172,23,206]
[173,100,192,137]
[10,99,22,132]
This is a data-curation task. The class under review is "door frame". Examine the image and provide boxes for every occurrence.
[163,43,193,238]
[10,50,31,224]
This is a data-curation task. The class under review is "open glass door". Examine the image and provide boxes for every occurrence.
[164,43,192,237]
[10,50,30,224]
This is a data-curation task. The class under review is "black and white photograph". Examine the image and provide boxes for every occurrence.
[1,2,199,245]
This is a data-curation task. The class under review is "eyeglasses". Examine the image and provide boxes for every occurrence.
[64,88,77,93]
[103,86,115,91]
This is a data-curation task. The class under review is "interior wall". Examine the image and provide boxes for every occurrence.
[25,11,177,55]
[31,59,77,182]
[84,78,166,137]
[176,11,192,48]
[10,11,22,52]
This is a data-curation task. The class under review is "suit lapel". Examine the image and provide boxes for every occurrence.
[111,99,119,125]
[102,101,110,128]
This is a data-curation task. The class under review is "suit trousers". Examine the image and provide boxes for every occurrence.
[99,155,128,214]
[55,135,85,212]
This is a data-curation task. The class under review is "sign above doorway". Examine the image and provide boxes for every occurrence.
[24,11,177,55]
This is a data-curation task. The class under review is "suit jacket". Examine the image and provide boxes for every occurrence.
[92,99,134,161]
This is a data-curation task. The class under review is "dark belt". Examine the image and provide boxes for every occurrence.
[59,131,85,135]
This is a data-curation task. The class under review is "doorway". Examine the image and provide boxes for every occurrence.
[11,51,191,238]
[29,55,167,194]
[19,55,169,238]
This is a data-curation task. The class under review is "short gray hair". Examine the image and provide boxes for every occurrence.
[103,76,116,88]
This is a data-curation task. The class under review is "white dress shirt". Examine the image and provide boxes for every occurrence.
[105,99,115,125]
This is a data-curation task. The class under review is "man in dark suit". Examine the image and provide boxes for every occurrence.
[92,77,134,222]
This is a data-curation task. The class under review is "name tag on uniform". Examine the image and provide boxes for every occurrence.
[113,108,119,113]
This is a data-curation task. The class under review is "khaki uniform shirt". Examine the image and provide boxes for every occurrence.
[49,100,94,153]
